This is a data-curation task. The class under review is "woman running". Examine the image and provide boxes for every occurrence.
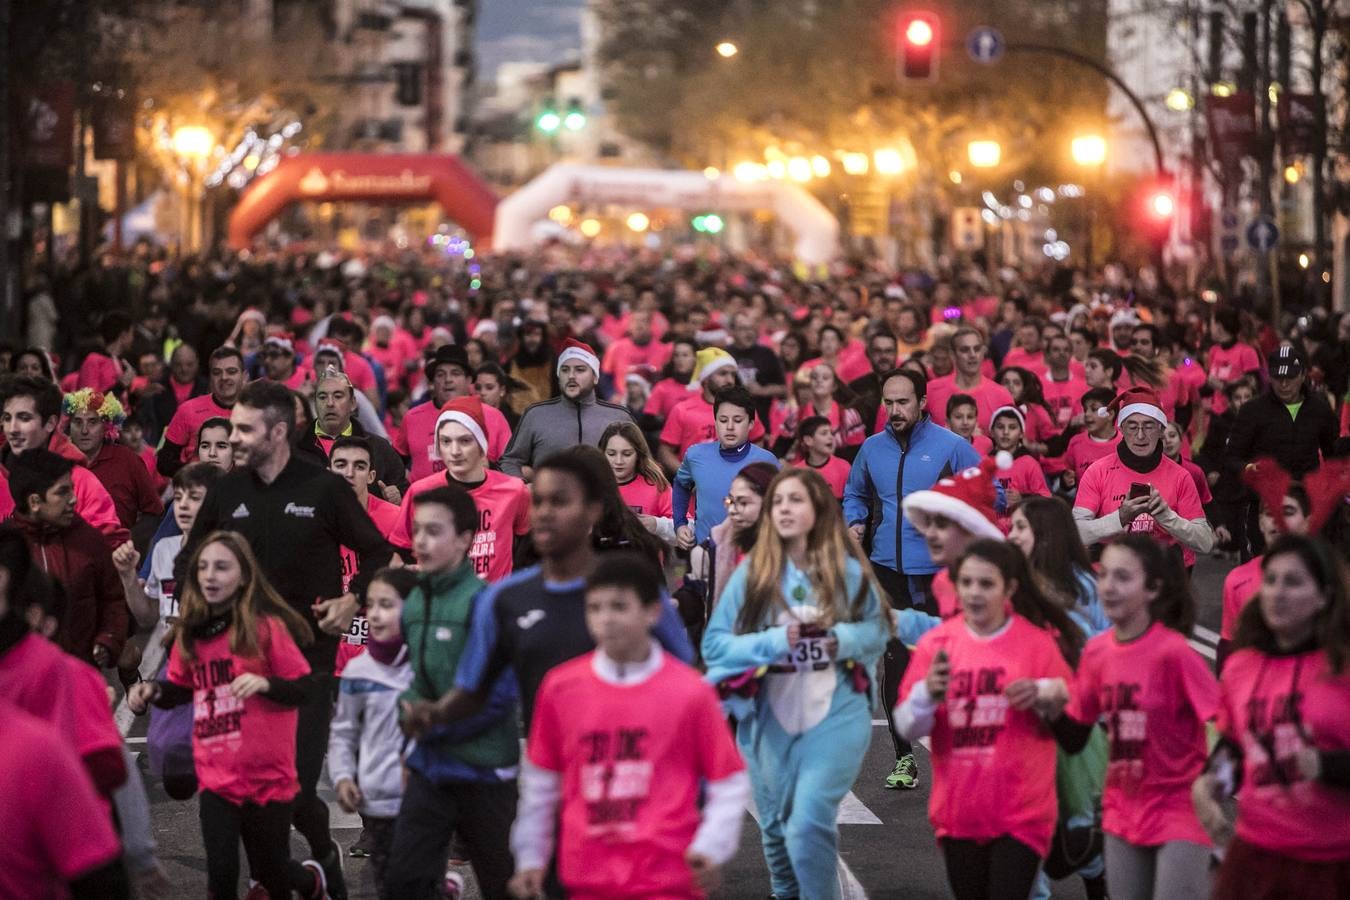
[895,539,1082,900]
[1044,534,1219,900]
[703,468,890,900]
[1193,533,1350,900]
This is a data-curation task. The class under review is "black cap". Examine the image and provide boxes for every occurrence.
[1267,345,1303,378]
[424,344,470,381]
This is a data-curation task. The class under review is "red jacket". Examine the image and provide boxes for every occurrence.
[86,441,164,529]
[13,514,127,661]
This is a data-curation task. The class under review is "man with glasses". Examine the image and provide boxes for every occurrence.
[1073,386,1214,567]
[922,326,1013,431]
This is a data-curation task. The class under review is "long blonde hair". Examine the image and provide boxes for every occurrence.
[599,421,669,491]
[172,531,314,662]
[736,468,891,633]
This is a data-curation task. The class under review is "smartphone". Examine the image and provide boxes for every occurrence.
[1129,482,1150,500]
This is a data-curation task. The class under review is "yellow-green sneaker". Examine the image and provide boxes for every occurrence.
[885,753,919,790]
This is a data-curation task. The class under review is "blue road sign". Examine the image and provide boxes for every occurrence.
[1246,216,1279,253]
[967,27,1005,64]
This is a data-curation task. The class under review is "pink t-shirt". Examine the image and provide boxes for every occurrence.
[659,394,766,457]
[899,614,1073,857]
[0,700,123,900]
[1074,453,1205,566]
[793,455,851,500]
[646,378,692,419]
[1218,648,1350,861]
[931,568,958,619]
[1042,373,1089,430]
[1220,556,1262,641]
[394,398,511,482]
[1207,343,1261,415]
[602,338,673,382]
[163,394,233,461]
[1001,348,1044,372]
[925,375,1015,430]
[336,493,403,674]
[391,469,530,583]
[995,455,1051,532]
[343,350,378,394]
[1063,432,1120,481]
[617,477,673,519]
[77,352,121,394]
[528,652,745,898]
[167,615,310,806]
[1067,623,1219,846]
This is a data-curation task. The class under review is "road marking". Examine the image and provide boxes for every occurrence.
[746,791,882,826]
[1188,639,1217,660]
[1193,624,1220,645]
[125,736,147,744]
[744,797,871,899]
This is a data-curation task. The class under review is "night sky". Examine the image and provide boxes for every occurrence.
[476,0,585,81]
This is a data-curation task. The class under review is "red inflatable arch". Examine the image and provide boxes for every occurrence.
[227,153,497,249]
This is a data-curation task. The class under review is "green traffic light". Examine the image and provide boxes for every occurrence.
[564,111,587,131]
[536,111,562,133]
[702,214,724,234]
[691,215,706,233]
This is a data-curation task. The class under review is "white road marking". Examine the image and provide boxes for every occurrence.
[1188,639,1217,660]
[125,736,147,744]
[746,791,882,826]
[1193,624,1221,645]
[744,796,872,899]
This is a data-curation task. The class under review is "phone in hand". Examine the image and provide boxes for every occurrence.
[1129,482,1150,500]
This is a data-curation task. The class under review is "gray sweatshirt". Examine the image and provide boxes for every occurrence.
[499,393,634,477]
[327,648,414,818]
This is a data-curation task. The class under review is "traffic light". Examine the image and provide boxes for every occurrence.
[394,62,423,107]
[563,98,587,131]
[898,11,939,81]
[1135,176,1178,243]
[692,214,724,234]
[536,105,562,134]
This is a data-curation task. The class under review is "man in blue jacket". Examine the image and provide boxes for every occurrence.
[843,368,981,791]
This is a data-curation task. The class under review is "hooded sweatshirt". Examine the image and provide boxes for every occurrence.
[328,644,414,817]
[12,514,127,659]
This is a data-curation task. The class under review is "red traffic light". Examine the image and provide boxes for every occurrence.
[898,12,940,81]
[1149,190,1176,219]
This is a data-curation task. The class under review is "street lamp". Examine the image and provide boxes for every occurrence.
[967,140,1001,169]
[716,41,739,58]
[1070,135,1107,168]
[171,125,215,252]
[874,148,904,176]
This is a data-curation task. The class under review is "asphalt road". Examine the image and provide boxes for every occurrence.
[131,555,1228,898]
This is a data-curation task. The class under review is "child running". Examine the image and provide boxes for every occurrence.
[127,531,319,900]
[509,553,749,899]
[703,468,890,900]
[790,415,850,500]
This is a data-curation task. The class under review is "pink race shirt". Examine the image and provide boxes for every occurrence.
[899,615,1073,857]
[391,469,530,583]
[1042,373,1088,430]
[660,394,765,457]
[617,477,673,519]
[793,455,851,500]
[1207,343,1261,415]
[995,455,1050,531]
[162,394,233,462]
[76,352,121,393]
[931,568,958,619]
[1220,556,1262,641]
[925,375,1015,430]
[1067,623,1219,846]
[528,652,745,898]
[395,398,511,481]
[336,494,403,674]
[1218,648,1350,861]
[601,338,673,382]
[1074,453,1204,565]
[167,616,311,805]
[646,378,692,419]
[1063,432,1120,481]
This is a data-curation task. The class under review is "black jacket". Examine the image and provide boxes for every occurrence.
[139,375,208,444]
[180,455,395,667]
[293,418,410,496]
[1224,390,1340,478]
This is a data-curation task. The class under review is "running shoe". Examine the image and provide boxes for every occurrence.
[299,860,329,900]
[348,825,374,858]
[885,754,919,790]
[443,869,466,899]
[317,840,348,900]
[242,881,269,900]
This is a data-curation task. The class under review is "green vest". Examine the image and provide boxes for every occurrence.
[401,560,519,769]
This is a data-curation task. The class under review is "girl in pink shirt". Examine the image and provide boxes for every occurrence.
[1194,534,1350,900]
[127,532,319,900]
[601,422,675,546]
[1045,535,1219,899]
[895,540,1081,900]
[988,407,1051,532]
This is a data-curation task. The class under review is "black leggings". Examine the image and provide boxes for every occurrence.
[199,790,293,900]
[293,671,335,858]
[385,769,518,900]
[941,836,1042,900]
[873,564,931,759]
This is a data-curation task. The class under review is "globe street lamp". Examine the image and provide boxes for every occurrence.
[171,125,215,252]
[967,140,1001,169]
[1071,134,1108,266]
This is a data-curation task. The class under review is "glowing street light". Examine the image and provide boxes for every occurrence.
[840,152,869,175]
[579,218,602,238]
[787,157,813,182]
[733,161,767,182]
[716,41,739,58]
[548,205,573,224]
[1285,163,1303,184]
[626,212,650,232]
[172,125,214,160]
[1165,88,1195,112]
[1070,135,1108,168]
[967,140,1001,169]
[1149,190,1175,219]
[811,155,832,178]
[874,148,904,176]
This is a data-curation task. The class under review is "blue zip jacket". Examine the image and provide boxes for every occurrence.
[842,416,982,575]
[673,441,780,544]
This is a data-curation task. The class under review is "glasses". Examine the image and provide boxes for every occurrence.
[724,495,756,512]
[1121,422,1161,435]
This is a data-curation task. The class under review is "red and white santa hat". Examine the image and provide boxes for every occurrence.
[434,396,488,453]
[1112,385,1167,427]
[556,337,600,379]
[371,314,397,335]
[901,457,1005,541]
[989,405,1025,430]
[263,332,295,354]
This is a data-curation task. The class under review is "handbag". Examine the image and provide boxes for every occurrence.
[145,659,197,799]
[1043,725,1107,880]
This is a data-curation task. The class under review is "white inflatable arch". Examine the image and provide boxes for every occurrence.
[493,164,839,264]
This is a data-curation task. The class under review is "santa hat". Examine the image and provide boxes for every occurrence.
[472,319,500,339]
[318,336,347,354]
[901,457,1006,541]
[238,307,266,327]
[263,333,295,354]
[690,347,737,390]
[1242,458,1295,532]
[371,315,397,335]
[1113,386,1167,427]
[989,405,1025,430]
[625,364,657,391]
[557,338,600,378]
[434,396,488,453]
[1109,309,1140,330]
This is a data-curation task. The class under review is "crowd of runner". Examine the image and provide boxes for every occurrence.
[1,243,1349,900]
